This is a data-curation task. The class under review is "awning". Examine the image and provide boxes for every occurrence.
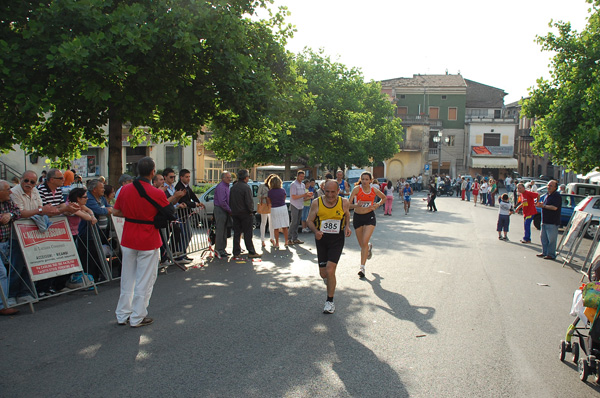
[256,165,300,171]
[470,157,518,169]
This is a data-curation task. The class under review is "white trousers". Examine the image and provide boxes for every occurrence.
[116,246,159,326]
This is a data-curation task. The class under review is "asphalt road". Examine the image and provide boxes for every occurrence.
[1,192,600,397]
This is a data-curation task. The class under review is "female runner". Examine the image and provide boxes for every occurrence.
[348,172,387,278]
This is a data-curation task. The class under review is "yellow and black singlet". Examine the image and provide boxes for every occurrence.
[315,196,345,234]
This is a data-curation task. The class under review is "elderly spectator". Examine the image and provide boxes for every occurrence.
[536,180,562,260]
[36,169,80,294]
[114,174,133,200]
[213,171,232,258]
[9,171,54,301]
[112,156,173,327]
[0,180,21,315]
[37,169,80,216]
[153,174,166,191]
[78,179,112,281]
[85,179,113,231]
[230,169,261,258]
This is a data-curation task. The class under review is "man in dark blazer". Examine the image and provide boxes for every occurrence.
[173,169,204,261]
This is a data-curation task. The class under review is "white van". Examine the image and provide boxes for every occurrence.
[565,183,600,196]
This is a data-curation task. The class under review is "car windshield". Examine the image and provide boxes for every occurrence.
[282,181,291,197]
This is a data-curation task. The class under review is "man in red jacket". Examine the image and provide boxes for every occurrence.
[515,183,539,244]
[113,157,172,328]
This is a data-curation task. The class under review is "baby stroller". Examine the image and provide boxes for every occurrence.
[560,263,600,382]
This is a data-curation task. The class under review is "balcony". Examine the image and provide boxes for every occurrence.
[399,140,423,151]
[397,114,443,128]
[465,117,517,124]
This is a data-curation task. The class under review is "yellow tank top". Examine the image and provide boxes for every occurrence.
[316,196,345,234]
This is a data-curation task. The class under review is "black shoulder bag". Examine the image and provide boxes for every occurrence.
[129,179,176,229]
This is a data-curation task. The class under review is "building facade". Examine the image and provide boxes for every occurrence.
[380,74,468,180]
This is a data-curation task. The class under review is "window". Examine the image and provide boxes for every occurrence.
[125,146,148,176]
[494,109,501,118]
[447,135,455,146]
[397,106,408,115]
[448,107,457,121]
[397,94,406,99]
[204,155,222,183]
[441,95,447,100]
[483,133,500,146]
[165,146,182,173]
[429,107,439,119]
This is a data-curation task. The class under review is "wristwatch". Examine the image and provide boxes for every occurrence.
[38,206,43,213]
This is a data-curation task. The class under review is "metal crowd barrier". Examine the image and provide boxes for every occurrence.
[0,208,212,314]
[1,216,99,313]
[160,207,212,271]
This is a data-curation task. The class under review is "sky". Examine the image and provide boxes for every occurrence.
[261,0,593,104]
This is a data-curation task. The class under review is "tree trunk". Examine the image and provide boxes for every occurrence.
[284,155,291,180]
[108,112,123,186]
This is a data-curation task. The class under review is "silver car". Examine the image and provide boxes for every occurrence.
[574,195,600,238]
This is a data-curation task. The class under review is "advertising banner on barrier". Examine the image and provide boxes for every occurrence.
[14,217,83,281]
[111,215,125,244]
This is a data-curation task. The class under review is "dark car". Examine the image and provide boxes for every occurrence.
[532,193,585,230]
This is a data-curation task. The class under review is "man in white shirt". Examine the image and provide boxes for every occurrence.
[505,176,512,195]
[289,170,312,245]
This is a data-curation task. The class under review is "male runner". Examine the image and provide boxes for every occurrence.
[307,179,352,314]
[402,182,413,214]
[336,170,349,197]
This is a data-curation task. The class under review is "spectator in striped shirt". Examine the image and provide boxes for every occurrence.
[37,169,80,216]
[36,169,80,294]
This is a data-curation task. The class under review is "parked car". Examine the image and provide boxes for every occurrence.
[574,195,600,238]
[199,181,261,219]
[532,193,586,230]
[565,182,600,197]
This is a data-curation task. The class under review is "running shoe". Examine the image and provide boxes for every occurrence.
[367,243,372,260]
[323,301,335,314]
[358,266,365,278]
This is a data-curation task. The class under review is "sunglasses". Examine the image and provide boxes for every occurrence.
[22,179,36,184]
[52,177,64,180]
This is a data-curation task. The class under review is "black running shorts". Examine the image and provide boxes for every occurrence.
[352,211,376,229]
[316,233,345,267]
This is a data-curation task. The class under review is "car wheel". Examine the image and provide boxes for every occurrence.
[585,221,598,239]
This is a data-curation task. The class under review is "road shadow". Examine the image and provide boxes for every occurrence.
[365,273,437,335]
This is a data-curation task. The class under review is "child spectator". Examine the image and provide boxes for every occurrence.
[497,193,514,241]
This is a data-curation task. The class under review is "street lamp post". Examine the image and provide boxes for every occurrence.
[432,131,449,176]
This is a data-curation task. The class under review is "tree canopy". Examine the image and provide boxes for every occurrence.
[522,0,600,173]
[207,49,403,178]
[0,0,294,183]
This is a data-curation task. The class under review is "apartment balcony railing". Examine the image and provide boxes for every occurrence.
[399,140,423,151]
[465,117,517,124]
[397,114,443,128]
